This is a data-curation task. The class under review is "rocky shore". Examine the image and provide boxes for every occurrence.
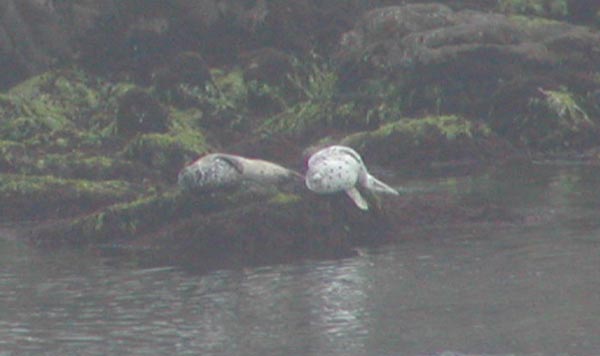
[1,1,599,258]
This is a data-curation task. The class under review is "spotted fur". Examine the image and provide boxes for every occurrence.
[305,145,398,210]
[178,153,301,192]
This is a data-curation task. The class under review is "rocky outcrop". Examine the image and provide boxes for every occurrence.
[0,0,113,89]
[334,3,600,148]
[2,1,600,259]
[336,4,600,83]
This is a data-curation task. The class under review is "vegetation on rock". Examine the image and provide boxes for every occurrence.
[1,1,599,255]
[498,0,569,18]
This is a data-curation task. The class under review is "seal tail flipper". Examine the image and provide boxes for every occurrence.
[287,169,304,181]
[345,187,369,210]
[364,174,399,195]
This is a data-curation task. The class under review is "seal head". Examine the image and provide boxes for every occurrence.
[178,153,301,192]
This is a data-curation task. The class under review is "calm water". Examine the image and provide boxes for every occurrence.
[2,163,600,356]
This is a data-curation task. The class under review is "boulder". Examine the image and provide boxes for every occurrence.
[334,3,600,147]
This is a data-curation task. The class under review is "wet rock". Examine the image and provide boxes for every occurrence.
[27,177,519,256]
[0,174,140,221]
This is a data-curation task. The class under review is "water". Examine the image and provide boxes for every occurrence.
[2,162,600,356]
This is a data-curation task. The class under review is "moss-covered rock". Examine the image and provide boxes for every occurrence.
[498,0,569,18]
[256,62,358,138]
[0,140,27,172]
[121,132,206,182]
[18,153,154,182]
[119,105,209,180]
[153,51,213,94]
[27,179,519,261]
[0,69,125,152]
[29,186,297,246]
[490,82,598,149]
[0,175,141,221]
[334,3,600,133]
[338,115,512,166]
[115,88,169,137]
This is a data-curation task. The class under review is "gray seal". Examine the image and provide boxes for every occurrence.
[305,145,398,210]
[178,153,302,192]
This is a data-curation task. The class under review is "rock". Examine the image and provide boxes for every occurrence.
[0,174,140,221]
[0,140,26,172]
[0,0,113,89]
[336,4,600,71]
[334,3,600,146]
[568,0,600,25]
[115,88,169,136]
[153,51,213,93]
[337,115,514,167]
[241,47,294,86]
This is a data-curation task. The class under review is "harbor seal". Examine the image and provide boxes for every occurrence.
[178,153,302,192]
[305,145,398,210]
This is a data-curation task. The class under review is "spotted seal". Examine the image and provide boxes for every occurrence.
[305,145,398,210]
[178,153,302,192]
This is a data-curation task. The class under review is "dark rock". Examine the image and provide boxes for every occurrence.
[0,0,112,89]
[335,4,600,88]
[337,115,515,167]
[0,174,140,221]
[0,0,69,89]
[121,133,200,183]
[241,47,294,86]
[334,3,600,144]
[568,0,600,25]
[115,88,169,136]
[27,181,520,260]
[153,51,213,92]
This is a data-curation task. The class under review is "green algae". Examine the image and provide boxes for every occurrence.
[0,140,27,170]
[268,192,302,205]
[18,152,149,181]
[338,115,497,165]
[43,185,284,244]
[0,174,140,220]
[507,14,564,28]
[0,69,113,148]
[257,62,342,136]
[347,115,491,145]
[168,107,209,153]
[499,0,568,18]
[538,88,592,128]
[121,133,204,176]
[72,191,183,241]
[518,88,595,148]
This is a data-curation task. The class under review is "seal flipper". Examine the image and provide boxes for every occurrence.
[345,187,369,211]
[364,174,399,195]
[214,154,245,174]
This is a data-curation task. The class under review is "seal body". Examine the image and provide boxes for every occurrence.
[178,153,301,192]
[305,145,398,210]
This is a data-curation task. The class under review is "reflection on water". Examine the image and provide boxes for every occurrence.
[2,163,600,355]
